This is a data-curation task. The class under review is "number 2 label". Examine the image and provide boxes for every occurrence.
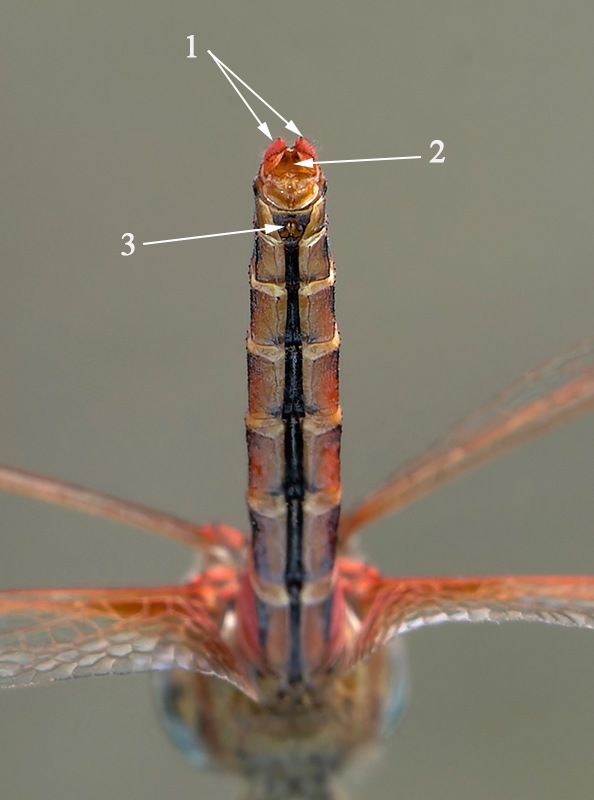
[430,140,445,163]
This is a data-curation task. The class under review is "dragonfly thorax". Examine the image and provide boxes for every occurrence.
[154,637,407,800]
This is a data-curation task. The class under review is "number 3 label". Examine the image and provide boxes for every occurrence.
[121,233,135,256]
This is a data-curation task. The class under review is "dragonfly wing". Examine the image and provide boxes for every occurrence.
[0,465,246,558]
[345,574,594,669]
[340,336,594,538]
[0,582,252,696]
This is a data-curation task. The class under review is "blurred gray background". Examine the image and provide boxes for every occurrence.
[2,2,594,799]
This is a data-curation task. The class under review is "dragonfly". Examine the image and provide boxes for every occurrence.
[1,137,594,800]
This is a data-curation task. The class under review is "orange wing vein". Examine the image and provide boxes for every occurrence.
[0,582,252,696]
[340,336,594,539]
[0,465,246,558]
[345,574,594,669]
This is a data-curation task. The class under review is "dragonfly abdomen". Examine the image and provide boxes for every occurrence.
[243,138,342,683]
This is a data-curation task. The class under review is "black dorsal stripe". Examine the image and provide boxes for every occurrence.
[282,241,305,684]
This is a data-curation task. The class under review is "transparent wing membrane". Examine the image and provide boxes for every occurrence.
[0,580,251,694]
[340,337,594,539]
[346,574,594,669]
[0,465,246,558]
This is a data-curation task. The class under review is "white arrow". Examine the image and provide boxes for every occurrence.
[207,50,301,139]
[296,155,422,168]
[207,51,271,139]
[143,224,282,247]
